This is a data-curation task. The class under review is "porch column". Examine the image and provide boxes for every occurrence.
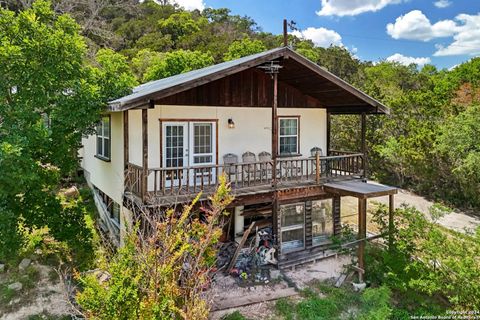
[358,197,367,282]
[388,194,395,250]
[361,112,367,180]
[272,71,279,249]
[123,110,129,169]
[272,72,278,187]
[142,108,148,201]
[326,112,331,156]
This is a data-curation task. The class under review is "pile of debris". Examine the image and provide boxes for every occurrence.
[216,226,278,285]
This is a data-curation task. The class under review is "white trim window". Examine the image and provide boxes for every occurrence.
[280,203,305,253]
[312,199,333,246]
[279,117,299,155]
[96,116,111,160]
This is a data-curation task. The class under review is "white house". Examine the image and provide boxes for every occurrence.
[81,47,397,269]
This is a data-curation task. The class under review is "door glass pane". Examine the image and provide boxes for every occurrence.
[165,125,184,168]
[194,156,213,164]
[312,199,333,245]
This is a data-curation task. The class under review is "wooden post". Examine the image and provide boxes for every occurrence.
[272,71,279,254]
[326,112,331,156]
[358,197,367,282]
[388,194,395,250]
[142,108,148,201]
[360,112,367,179]
[123,110,129,169]
[283,19,288,47]
[272,72,278,187]
[315,152,320,183]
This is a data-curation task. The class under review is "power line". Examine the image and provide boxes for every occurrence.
[291,21,480,50]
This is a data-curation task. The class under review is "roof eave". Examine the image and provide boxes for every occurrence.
[283,48,390,115]
[107,47,289,112]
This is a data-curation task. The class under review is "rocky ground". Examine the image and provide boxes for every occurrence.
[0,259,75,320]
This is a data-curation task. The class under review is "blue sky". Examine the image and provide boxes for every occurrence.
[175,0,480,69]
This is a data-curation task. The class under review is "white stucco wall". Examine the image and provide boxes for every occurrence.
[81,112,125,204]
[127,105,327,171]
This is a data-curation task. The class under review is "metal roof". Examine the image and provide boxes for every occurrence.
[108,47,389,114]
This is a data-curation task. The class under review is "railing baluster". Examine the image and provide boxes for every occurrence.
[241,163,245,187]
[208,167,212,187]
[193,169,197,193]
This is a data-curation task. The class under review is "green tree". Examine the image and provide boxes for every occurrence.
[158,11,206,43]
[131,49,163,81]
[435,104,480,206]
[0,1,135,261]
[143,49,214,81]
[223,37,266,61]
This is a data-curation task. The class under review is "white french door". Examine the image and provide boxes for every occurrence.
[162,121,216,187]
[190,122,216,186]
[162,122,189,187]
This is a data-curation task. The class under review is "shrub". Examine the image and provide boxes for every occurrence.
[221,311,247,320]
[357,286,392,320]
[76,177,233,320]
[368,204,480,309]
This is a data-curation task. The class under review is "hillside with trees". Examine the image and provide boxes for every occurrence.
[0,0,479,319]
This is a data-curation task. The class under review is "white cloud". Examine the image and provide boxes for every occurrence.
[434,0,451,8]
[386,53,431,66]
[434,14,480,56]
[170,0,205,11]
[386,10,457,41]
[317,0,403,17]
[386,10,480,56]
[291,27,343,47]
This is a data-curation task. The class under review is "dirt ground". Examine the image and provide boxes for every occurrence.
[209,254,351,320]
[0,263,75,320]
[341,182,480,234]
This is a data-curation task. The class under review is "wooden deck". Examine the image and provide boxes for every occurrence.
[124,153,366,206]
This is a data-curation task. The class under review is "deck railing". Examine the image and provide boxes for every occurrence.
[125,153,364,198]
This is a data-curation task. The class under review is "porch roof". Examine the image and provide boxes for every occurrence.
[324,180,397,199]
[109,47,389,114]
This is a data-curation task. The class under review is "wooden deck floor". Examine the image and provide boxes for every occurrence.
[128,175,377,207]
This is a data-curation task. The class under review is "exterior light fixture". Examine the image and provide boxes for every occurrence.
[228,118,235,129]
